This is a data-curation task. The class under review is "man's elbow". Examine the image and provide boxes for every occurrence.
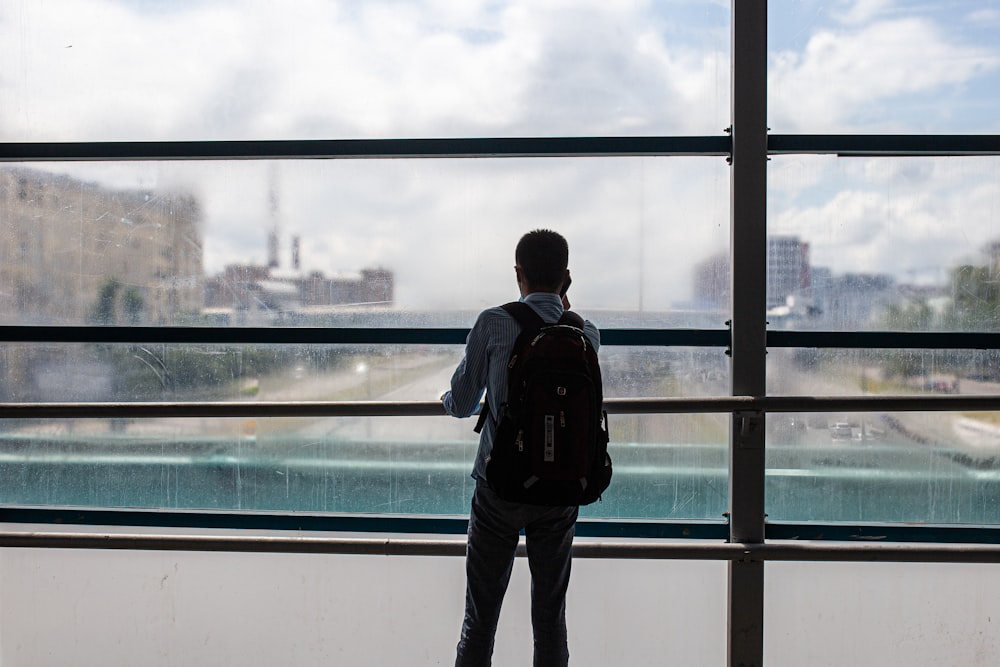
[443,394,479,419]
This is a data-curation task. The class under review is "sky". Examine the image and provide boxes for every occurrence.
[2,0,999,311]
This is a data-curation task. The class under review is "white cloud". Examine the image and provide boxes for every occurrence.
[966,8,1000,26]
[769,16,999,132]
[770,156,1000,284]
[830,0,896,26]
[4,1,1000,314]
[0,0,727,141]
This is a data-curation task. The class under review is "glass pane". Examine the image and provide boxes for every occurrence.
[0,414,728,519]
[769,0,1000,133]
[1,159,729,326]
[767,562,1000,666]
[768,155,1000,332]
[1,1,730,142]
[0,342,729,519]
[767,348,1000,524]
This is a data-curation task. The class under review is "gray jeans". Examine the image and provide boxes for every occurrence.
[455,480,579,667]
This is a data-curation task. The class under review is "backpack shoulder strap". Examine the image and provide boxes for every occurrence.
[500,301,545,331]
[558,309,585,329]
[473,301,543,435]
[502,301,584,330]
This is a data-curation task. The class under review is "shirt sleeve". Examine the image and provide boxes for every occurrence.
[442,310,492,418]
[583,318,600,351]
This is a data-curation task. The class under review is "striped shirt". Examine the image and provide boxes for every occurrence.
[442,292,600,480]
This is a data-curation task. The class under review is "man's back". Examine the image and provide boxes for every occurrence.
[443,229,594,667]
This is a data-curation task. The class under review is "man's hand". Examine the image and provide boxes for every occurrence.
[560,272,572,310]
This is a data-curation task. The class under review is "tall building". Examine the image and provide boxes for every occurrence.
[767,235,810,309]
[0,168,203,325]
[692,235,811,310]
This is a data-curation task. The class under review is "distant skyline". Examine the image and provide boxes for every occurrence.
[2,0,998,311]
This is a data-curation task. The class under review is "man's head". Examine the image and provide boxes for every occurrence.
[515,229,570,296]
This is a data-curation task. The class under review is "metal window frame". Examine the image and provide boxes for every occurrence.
[5,3,1000,664]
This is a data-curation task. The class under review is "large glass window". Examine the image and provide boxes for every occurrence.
[2,159,728,325]
[767,155,1000,332]
[768,0,1000,133]
[0,342,730,520]
[0,1,730,142]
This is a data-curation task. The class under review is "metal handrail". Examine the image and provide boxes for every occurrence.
[4,530,1000,563]
[2,394,1000,420]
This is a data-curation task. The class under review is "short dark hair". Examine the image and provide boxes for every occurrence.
[515,229,568,290]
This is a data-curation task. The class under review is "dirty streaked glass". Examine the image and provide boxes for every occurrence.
[767,155,1000,332]
[767,347,1000,524]
[0,343,730,520]
[0,158,729,326]
[0,1,730,142]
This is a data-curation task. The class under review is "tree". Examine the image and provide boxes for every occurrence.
[946,264,1000,332]
[89,277,145,325]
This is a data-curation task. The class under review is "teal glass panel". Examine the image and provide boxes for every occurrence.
[766,348,1000,524]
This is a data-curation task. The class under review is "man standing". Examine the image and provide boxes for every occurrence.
[442,229,600,667]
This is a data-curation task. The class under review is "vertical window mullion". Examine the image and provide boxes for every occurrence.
[728,0,768,665]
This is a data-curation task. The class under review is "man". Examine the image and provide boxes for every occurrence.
[442,229,600,667]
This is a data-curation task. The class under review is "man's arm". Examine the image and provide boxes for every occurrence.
[582,318,600,351]
[442,310,492,418]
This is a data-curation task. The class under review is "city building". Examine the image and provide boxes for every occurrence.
[203,249,394,322]
[0,168,203,325]
[692,235,811,311]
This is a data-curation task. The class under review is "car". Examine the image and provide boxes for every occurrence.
[829,422,852,440]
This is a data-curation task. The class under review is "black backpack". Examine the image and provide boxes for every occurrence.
[477,301,611,506]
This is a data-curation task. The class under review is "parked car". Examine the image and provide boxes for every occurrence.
[829,422,853,441]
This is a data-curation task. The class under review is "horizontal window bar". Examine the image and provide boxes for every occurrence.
[4,395,1000,419]
[767,522,1000,545]
[0,507,726,540]
[5,135,997,163]
[0,136,732,162]
[4,530,1000,562]
[768,330,1000,350]
[0,326,730,347]
[5,326,997,349]
[769,134,1000,156]
[0,325,472,346]
[3,508,999,545]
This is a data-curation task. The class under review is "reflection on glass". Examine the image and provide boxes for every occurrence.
[0,344,463,403]
[768,156,1000,332]
[767,347,1000,524]
[1,344,729,403]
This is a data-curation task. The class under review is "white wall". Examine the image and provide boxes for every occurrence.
[0,534,726,667]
